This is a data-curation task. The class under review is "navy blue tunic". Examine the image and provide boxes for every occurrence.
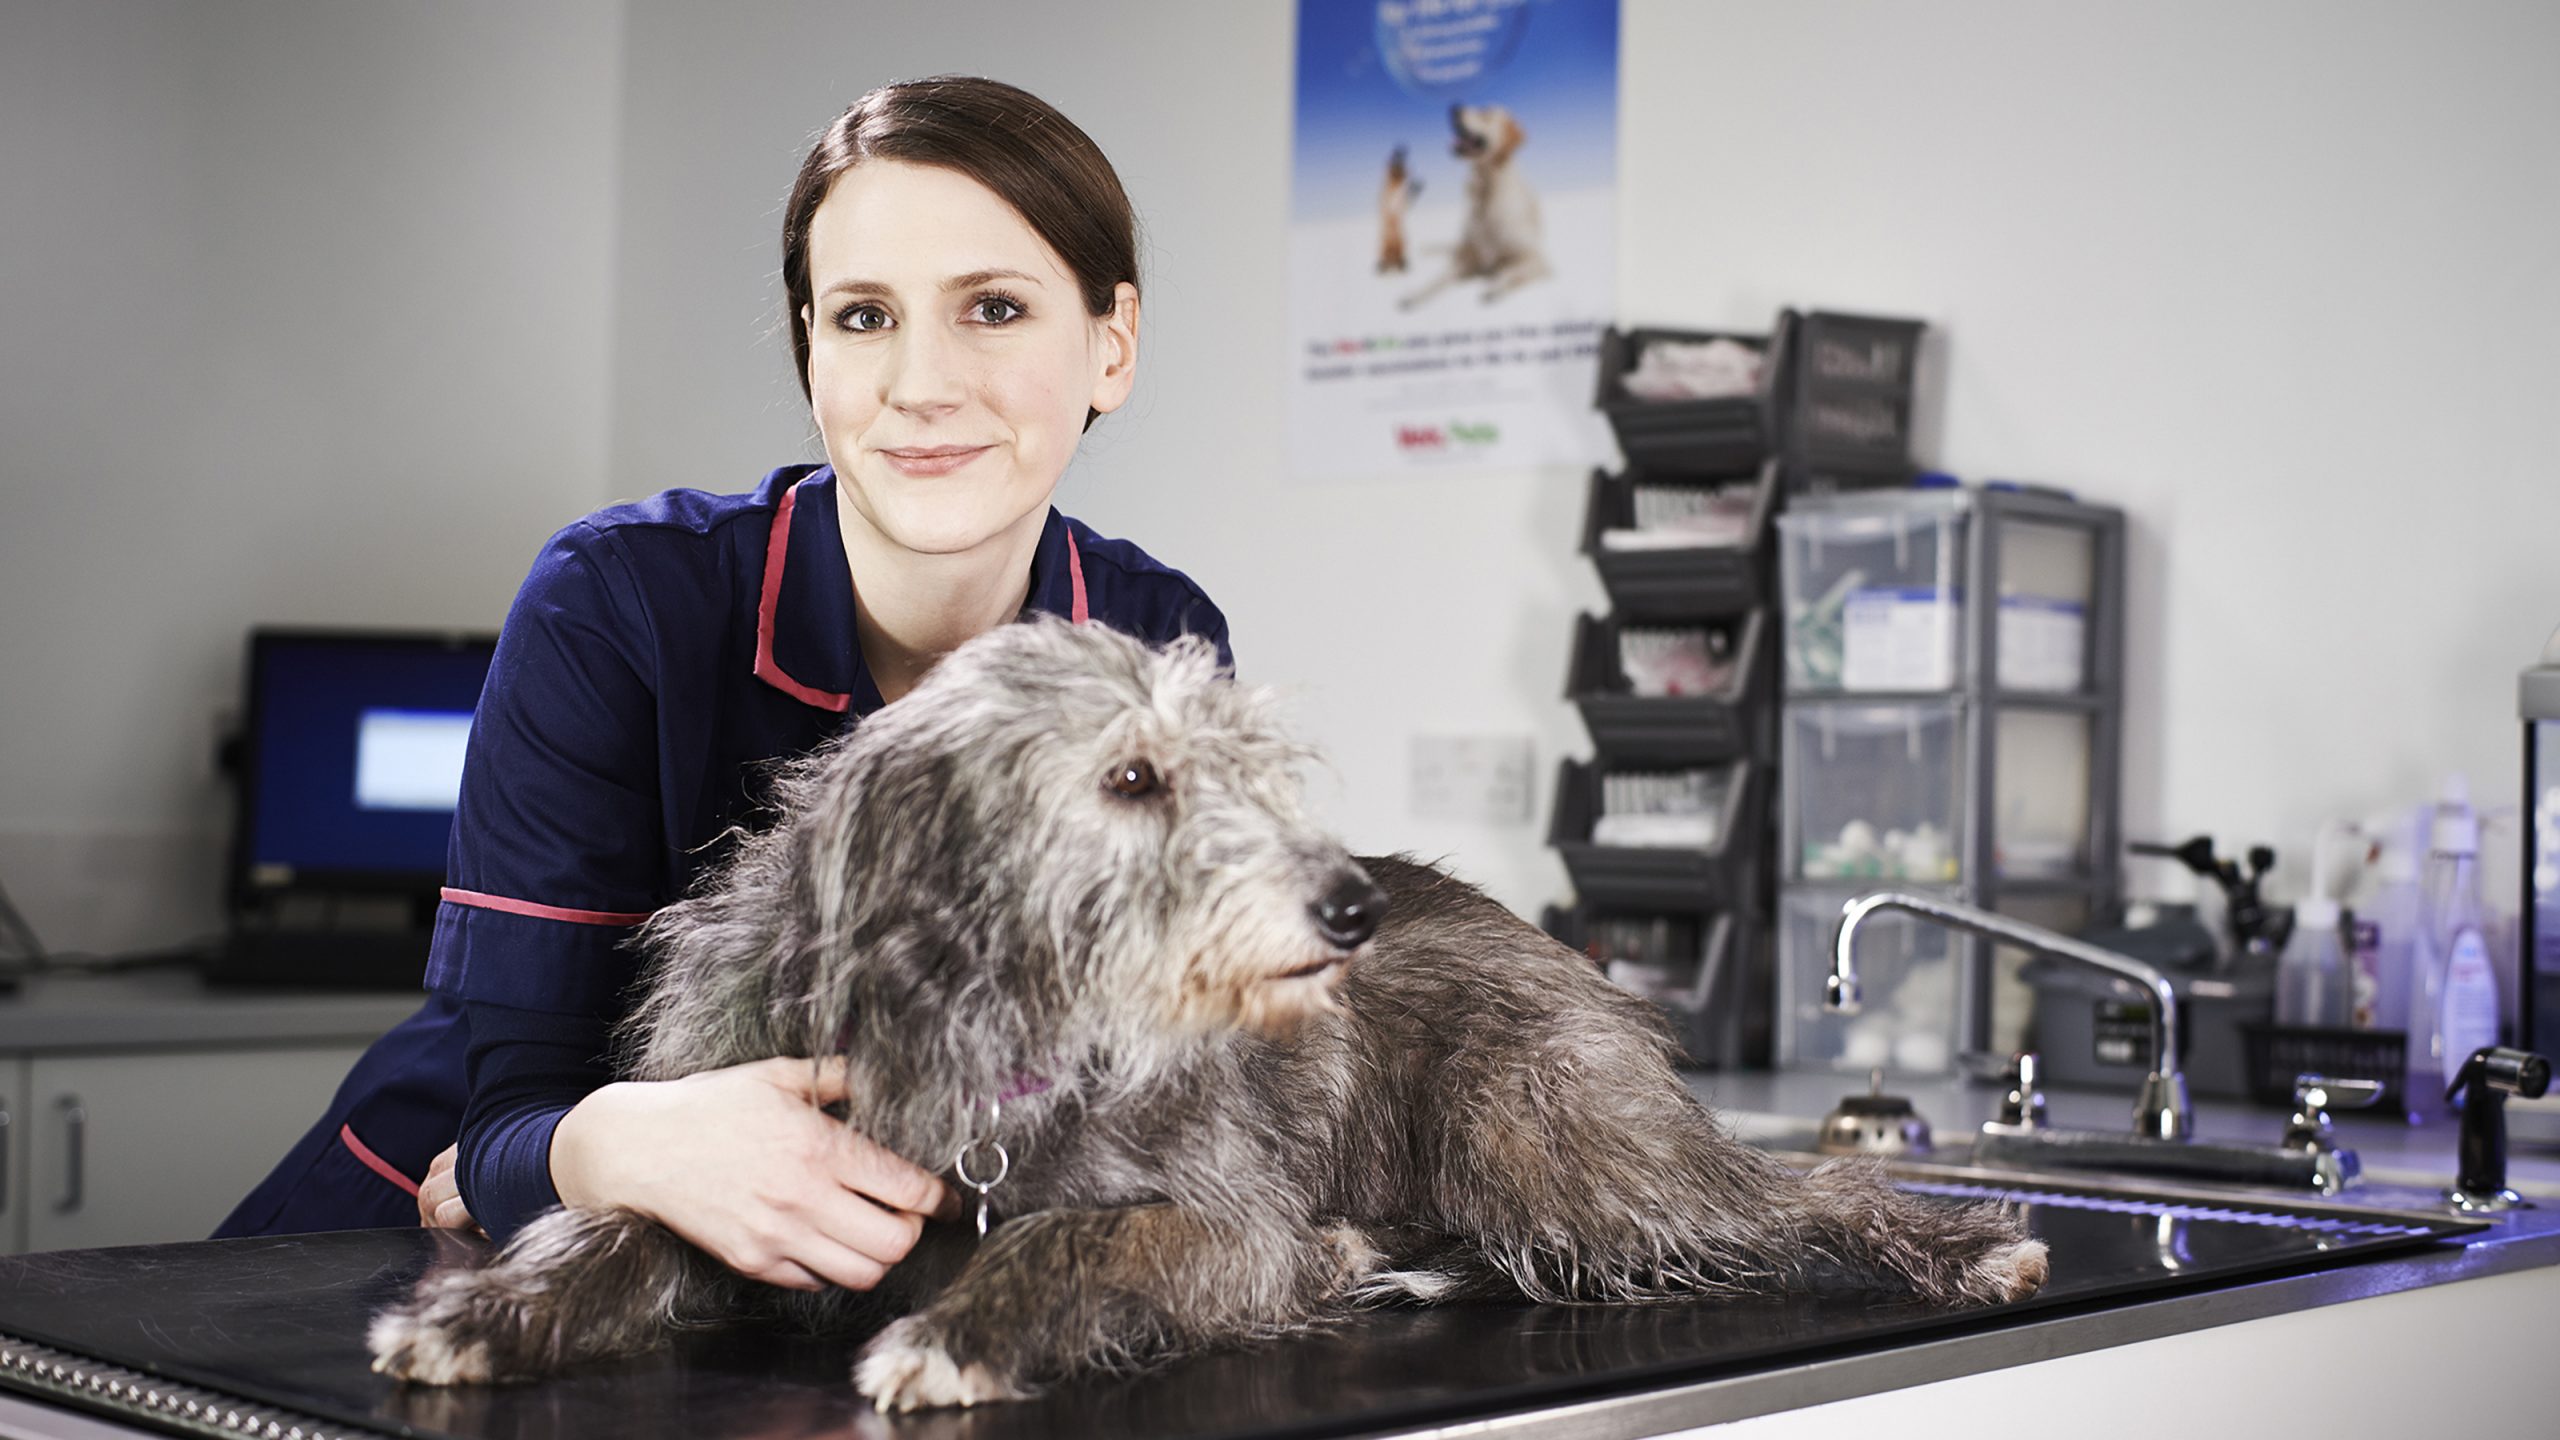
[216,465,1230,1241]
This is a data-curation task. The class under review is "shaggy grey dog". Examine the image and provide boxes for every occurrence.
[368,618,2046,1410]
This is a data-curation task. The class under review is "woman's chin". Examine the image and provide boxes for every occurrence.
[838,470,1052,560]
[861,500,1044,559]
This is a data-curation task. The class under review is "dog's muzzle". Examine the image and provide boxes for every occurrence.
[1447,102,1484,156]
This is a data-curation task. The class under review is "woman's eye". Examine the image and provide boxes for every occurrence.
[1105,760,1161,799]
[834,304,893,333]
[971,295,1025,325]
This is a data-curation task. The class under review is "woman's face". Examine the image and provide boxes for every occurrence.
[802,160,1138,559]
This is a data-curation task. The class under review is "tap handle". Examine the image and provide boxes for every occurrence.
[2294,1075,2386,1112]
[1998,1052,2048,1129]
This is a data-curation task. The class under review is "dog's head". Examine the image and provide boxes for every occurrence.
[791,617,1383,1056]
[1448,103,1524,167]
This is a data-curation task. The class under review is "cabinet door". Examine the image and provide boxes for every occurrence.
[24,1045,367,1253]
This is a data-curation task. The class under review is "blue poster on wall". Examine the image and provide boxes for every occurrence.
[1289,0,1619,480]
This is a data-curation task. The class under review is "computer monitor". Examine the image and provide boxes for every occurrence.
[228,628,497,909]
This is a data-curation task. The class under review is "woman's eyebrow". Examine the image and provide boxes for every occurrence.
[818,268,1046,299]
[944,267,1043,291]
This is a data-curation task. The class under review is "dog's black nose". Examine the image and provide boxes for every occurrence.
[1312,873,1390,951]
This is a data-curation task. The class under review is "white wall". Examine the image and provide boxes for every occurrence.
[603,0,2560,914]
[1619,1,2560,906]
[0,0,625,951]
[4,0,2555,952]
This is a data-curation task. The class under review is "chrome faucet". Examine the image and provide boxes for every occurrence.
[1828,892,2193,1141]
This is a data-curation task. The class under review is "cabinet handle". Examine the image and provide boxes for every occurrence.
[0,1101,10,1216]
[53,1096,83,1215]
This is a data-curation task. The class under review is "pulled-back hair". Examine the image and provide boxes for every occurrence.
[782,77,1139,425]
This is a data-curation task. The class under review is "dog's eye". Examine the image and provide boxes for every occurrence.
[1105,760,1161,799]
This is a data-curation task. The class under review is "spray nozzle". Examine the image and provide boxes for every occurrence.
[2432,773,2482,856]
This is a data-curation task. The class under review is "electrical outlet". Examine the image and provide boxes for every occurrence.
[1409,735,1535,825]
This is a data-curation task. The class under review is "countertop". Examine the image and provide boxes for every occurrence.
[0,968,421,1054]
[0,996,2551,1438]
[0,1066,2553,1439]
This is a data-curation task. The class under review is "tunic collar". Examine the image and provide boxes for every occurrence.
[752,466,1085,717]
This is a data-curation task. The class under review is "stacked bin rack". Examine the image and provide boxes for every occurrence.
[1774,484,2127,1076]
[1785,311,1928,490]
[1541,316,1797,1067]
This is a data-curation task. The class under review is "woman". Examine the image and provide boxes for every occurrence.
[218,77,1231,1299]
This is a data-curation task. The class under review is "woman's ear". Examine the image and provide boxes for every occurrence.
[1088,282,1141,417]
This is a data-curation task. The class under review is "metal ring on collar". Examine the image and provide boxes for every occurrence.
[955,1136,1011,1190]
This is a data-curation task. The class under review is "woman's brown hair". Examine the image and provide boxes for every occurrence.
[782,77,1139,428]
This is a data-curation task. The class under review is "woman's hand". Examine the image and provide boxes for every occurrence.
[416,1144,481,1233]
[549,1057,958,1292]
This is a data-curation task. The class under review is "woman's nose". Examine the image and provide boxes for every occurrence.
[880,323,966,417]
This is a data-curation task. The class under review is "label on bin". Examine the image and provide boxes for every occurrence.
[2092,999,2152,1068]
[1843,587,1959,690]
[1998,594,2086,693]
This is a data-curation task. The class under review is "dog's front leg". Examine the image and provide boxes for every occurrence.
[854,1204,1355,1411]
[370,1206,733,1384]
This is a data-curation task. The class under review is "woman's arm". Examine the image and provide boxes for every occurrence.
[440,522,951,1285]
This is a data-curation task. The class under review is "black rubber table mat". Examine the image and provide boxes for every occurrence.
[0,1181,2486,1440]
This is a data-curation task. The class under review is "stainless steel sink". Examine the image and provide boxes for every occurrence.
[1729,1110,2502,1230]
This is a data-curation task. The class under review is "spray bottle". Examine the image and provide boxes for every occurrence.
[2406,776,2502,1120]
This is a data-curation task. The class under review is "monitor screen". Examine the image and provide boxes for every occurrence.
[233,630,497,898]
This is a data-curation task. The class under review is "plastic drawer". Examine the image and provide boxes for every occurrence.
[1547,757,1760,913]
[1778,885,1961,1074]
[1565,608,1768,766]
[1579,461,1778,621]
[1992,708,2092,880]
[1984,892,2093,1058]
[1779,493,1969,694]
[1593,320,1792,475]
[1542,905,1743,1067]
[1994,519,2096,694]
[1786,700,1967,885]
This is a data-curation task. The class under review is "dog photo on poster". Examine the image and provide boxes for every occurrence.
[1288,0,1618,480]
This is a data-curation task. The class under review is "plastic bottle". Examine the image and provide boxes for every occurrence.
[2275,895,2351,1028]
[2405,777,2502,1120]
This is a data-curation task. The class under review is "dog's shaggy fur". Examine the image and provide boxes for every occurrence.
[368,619,2046,1409]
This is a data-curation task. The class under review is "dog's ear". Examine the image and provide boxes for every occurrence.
[1493,112,1525,165]
[783,733,977,954]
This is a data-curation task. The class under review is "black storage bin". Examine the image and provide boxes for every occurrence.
[1547,757,1759,912]
[1785,311,1924,483]
[1541,905,1741,1067]
[2242,1024,2408,1112]
[1566,608,1768,766]
[1579,460,1778,621]
[2022,957,2270,1101]
[1594,316,1795,474]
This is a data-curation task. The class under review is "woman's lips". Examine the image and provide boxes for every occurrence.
[879,445,992,477]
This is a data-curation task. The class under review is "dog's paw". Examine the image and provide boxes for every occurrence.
[853,1316,1027,1412]
[368,1307,494,1386]
[1967,1237,2050,1303]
